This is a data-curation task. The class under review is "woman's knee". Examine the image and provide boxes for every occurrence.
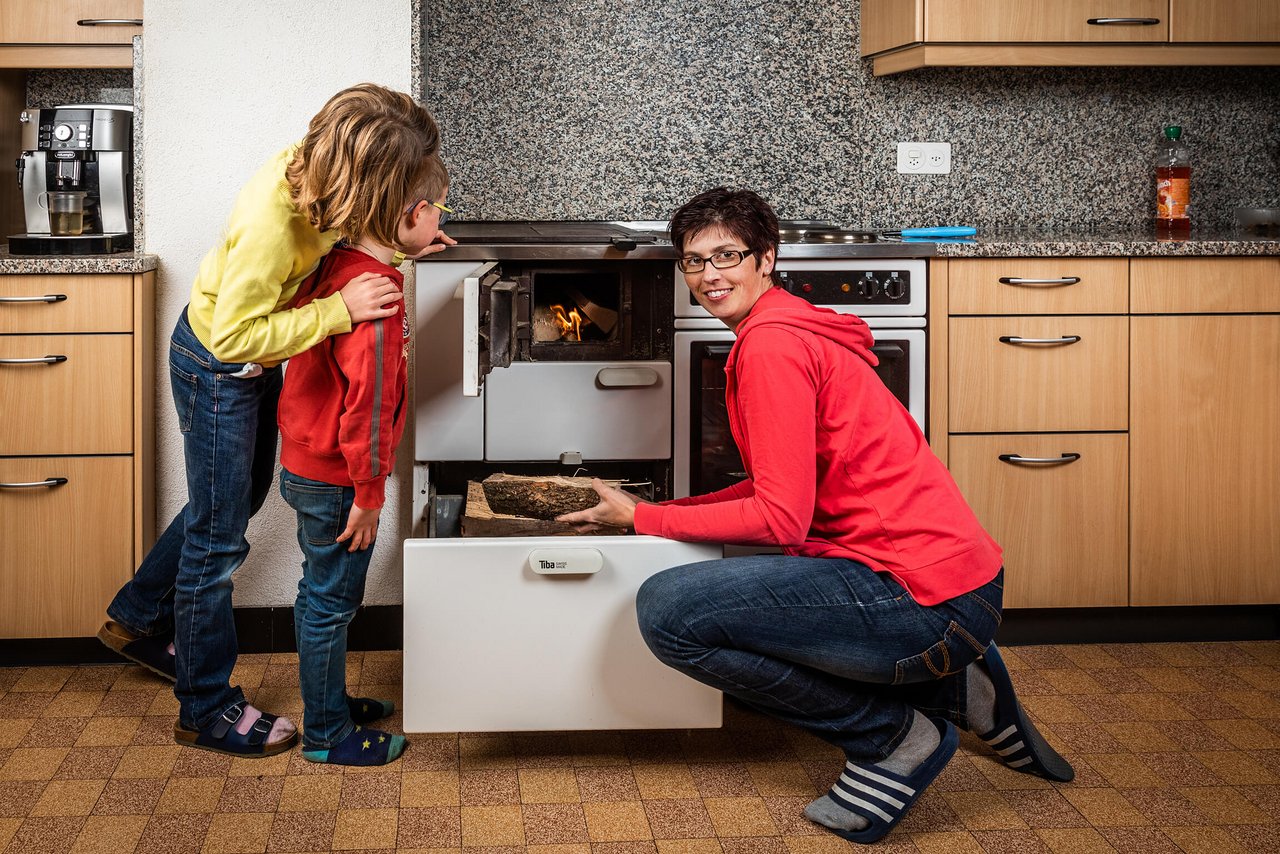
[636,563,713,659]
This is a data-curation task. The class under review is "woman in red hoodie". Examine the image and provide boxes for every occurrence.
[559,188,1072,844]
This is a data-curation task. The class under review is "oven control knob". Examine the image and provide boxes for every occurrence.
[857,272,881,299]
[884,273,906,300]
[801,283,813,294]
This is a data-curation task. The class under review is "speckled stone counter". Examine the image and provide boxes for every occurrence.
[0,248,158,274]
[933,230,1280,258]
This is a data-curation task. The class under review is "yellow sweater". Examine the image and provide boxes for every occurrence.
[186,145,349,367]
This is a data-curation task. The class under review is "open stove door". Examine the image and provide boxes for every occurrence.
[462,262,530,396]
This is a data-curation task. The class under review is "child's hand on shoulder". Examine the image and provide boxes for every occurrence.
[405,228,458,259]
[340,272,403,323]
[338,503,381,551]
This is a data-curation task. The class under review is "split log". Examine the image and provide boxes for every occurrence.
[461,481,628,538]
[481,473,619,520]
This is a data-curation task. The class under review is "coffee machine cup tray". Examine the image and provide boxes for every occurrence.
[7,233,133,256]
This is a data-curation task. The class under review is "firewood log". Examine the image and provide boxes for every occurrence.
[480,473,622,520]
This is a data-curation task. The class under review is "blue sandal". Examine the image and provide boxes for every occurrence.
[174,702,297,757]
[97,621,177,682]
[978,643,1075,782]
[824,717,958,844]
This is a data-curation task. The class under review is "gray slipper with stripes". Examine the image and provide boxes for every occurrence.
[821,717,958,844]
[978,643,1075,782]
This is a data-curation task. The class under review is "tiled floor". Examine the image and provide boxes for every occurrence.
[1,642,1278,853]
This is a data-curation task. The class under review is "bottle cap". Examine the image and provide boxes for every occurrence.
[1165,126,1183,139]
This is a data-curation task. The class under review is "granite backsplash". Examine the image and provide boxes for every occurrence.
[420,0,1280,230]
[26,69,133,109]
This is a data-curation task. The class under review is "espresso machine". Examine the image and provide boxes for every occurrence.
[8,105,134,255]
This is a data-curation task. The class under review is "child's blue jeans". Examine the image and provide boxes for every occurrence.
[279,468,374,750]
[108,308,281,731]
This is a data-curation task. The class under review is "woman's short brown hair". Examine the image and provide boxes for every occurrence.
[286,82,441,246]
[669,187,782,286]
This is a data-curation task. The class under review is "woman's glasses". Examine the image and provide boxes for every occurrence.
[677,248,754,274]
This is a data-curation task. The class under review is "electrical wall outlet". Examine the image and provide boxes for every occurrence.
[897,141,951,174]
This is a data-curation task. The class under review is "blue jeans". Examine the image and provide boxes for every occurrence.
[280,468,374,750]
[636,555,1003,762]
[107,308,281,729]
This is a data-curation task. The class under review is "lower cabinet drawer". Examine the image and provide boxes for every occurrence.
[948,433,1128,608]
[0,333,132,454]
[0,456,134,638]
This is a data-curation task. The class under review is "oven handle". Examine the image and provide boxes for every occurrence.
[595,366,660,388]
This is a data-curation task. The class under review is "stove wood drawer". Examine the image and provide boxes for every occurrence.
[0,274,134,333]
[948,258,1128,315]
[948,433,1128,608]
[949,315,1128,432]
[0,456,134,638]
[0,333,132,454]
[484,361,672,461]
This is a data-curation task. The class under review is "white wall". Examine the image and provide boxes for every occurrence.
[142,1,414,606]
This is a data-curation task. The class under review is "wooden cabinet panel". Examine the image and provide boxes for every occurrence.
[950,315,1128,432]
[0,333,131,454]
[1171,0,1280,42]
[0,0,143,45]
[1130,315,1280,605]
[0,274,133,333]
[925,0,1168,42]
[951,433,1129,608]
[0,456,133,638]
[1131,257,1280,313]
[949,258,1128,315]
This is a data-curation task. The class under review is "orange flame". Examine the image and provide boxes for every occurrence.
[549,304,585,341]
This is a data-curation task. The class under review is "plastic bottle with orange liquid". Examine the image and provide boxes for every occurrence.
[1155,126,1191,235]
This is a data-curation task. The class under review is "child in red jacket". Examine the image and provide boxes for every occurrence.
[278,154,450,765]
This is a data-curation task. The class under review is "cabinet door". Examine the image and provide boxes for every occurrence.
[0,456,133,638]
[0,274,133,333]
[926,0,1168,42]
[950,315,1128,432]
[949,258,1129,315]
[1171,0,1280,42]
[0,1,143,45]
[1131,315,1280,605]
[950,434,1129,608]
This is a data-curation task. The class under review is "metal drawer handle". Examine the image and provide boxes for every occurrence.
[0,355,68,365]
[77,18,143,26]
[998,453,1081,466]
[998,335,1081,346]
[997,277,1080,287]
[0,294,67,303]
[0,477,68,489]
[596,366,659,388]
[1087,17,1160,25]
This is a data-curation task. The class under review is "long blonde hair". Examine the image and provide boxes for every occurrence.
[286,83,440,246]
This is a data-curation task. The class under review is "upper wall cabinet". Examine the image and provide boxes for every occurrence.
[861,0,1280,75]
[0,1,142,69]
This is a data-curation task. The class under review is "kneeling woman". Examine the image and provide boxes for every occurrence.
[560,187,1073,844]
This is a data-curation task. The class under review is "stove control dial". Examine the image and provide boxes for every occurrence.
[857,272,881,299]
[884,273,906,300]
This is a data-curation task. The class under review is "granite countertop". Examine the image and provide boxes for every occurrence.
[932,229,1280,257]
[0,248,158,274]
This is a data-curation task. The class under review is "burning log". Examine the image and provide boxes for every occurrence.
[567,288,618,334]
[481,473,620,520]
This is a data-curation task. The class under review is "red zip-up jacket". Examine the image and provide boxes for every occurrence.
[634,286,1002,606]
[278,246,408,509]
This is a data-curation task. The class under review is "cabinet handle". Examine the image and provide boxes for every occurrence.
[0,294,67,303]
[1086,17,1160,25]
[998,335,1081,346]
[76,18,143,26]
[0,477,68,489]
[997,276,1080,287]
[998,453,1081,466]
[0,355,68,365]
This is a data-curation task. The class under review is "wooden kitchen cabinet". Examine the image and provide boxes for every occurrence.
[0,271,153,638]
[1129,259,1280,605]
[0,0,141,68]
[861,0,1280,75]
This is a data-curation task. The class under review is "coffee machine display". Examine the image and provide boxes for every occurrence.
[8,105,134,256]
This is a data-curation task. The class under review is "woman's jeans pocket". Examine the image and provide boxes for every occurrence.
[168,361,198,434]
[893,620,989,685]
[281,474,345,545]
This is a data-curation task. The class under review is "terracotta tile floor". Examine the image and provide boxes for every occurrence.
[1,642,1278,852]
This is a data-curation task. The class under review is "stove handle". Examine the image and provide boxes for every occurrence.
[595,366,659,388]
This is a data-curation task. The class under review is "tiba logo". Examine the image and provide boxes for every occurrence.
[538,559,568,571]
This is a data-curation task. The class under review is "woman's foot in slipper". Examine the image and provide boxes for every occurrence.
[174,702,297,757]
[804,711,957,842]
[347,695,394,725]
[969,643,1074,782]
[97,621,177,682]
[303,724,407,766]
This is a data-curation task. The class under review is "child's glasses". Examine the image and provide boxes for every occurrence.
[406,198,453,226]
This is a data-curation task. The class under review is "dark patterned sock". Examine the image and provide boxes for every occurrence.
[347,695,394,724]
[302,725,407,766]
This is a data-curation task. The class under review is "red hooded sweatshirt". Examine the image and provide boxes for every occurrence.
[634,286,1002,606]
[278,246,408,509]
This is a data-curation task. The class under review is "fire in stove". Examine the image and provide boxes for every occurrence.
[532,279,620,344]
[547,304,585,341]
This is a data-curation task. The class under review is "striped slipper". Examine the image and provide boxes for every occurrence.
[978,643,1075,782]
[823,717,959,844]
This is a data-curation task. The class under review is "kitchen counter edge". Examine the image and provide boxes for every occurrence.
[933,233,1280,257]
[0,251,159,274]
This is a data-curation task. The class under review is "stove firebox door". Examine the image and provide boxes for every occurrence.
[463,266,530,397]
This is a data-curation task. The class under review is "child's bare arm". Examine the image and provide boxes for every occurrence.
[340,272,403,322]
